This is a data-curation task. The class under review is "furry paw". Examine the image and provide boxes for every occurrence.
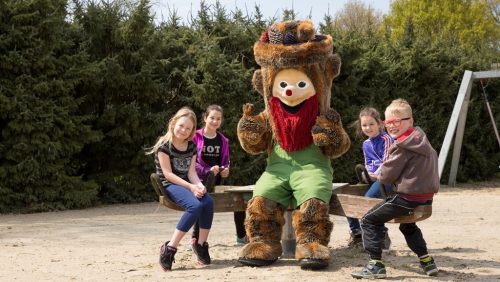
[239,104,265,140]
[238,241,282,264]
[311,108,345,147]
[325,108,340,123]
[295,242,331,261]
[237,104,270,152]
[242,103,255,117]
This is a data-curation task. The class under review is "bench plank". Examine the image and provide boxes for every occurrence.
[160,193,247,213]
[151,173,431,223]
[330,194,432,223]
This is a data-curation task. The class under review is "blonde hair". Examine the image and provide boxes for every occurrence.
[146,107,197,155]
[350,106,383,138]
[385,98,412,117]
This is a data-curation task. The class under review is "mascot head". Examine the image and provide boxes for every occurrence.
[252,20,341,115]
[252,20,342,152]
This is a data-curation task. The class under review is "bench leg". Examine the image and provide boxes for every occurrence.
[281,210,296,258]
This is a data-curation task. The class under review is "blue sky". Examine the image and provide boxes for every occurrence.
[151,0,392,24]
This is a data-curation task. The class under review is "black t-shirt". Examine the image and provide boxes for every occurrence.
[155,141,197,187]
[201,134,222,167]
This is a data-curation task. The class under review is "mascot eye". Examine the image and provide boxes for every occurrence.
[279,81,288,88]
[297,81,308,88]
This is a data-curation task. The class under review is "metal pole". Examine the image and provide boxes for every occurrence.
[448,86,472,186]
[485,100,500,148]
[281,210,296,258]
[438,71,474,180]
[481,80,500,149]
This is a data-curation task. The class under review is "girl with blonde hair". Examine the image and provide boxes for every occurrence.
[147,107,214,271]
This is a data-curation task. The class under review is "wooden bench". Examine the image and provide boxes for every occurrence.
[150,173,248,212]
[150,173,432,257]
[330,184,432,223]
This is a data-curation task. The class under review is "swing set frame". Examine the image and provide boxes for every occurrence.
[438,69,500,186]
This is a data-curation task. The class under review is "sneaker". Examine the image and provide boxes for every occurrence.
[236,235,248,246]
[159,241,177,271]
[193,242,211,265]
[347,231,362,248]
[351,260,387,279]
[186,237,197,251]
[382,232,391,252]
[420,256,439,276]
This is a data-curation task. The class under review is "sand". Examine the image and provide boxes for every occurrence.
[1,180,500,281]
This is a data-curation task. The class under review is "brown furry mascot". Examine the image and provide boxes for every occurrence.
[237,20,350,270]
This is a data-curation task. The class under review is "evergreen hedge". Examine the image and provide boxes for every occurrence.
[0,0,498,212]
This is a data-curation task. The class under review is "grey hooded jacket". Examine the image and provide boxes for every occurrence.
[379,127,439,195]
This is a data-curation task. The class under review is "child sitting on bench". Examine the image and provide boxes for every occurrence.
[146,107,213,271]
[191,104,247,248]
[347,107,394,249]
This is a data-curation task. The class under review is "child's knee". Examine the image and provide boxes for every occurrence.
[399,222,418,233]
[186,201,203,215]
[201,195,214,211]
[360,214,378,228]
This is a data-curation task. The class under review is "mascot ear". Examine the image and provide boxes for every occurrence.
[326,54,342,80]
[252,69,265,97]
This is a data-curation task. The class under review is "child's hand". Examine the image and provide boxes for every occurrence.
[210,165,220,175]
[220,166,230,178]
[196,182,206,193]
[190,183,206,198]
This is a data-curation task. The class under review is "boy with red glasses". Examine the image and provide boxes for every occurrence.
[352,98,439,279]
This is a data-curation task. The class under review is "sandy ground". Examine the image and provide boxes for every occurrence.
[1,180,500,281]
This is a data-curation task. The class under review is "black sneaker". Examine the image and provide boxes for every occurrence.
[351,260,387,279]
[159,241,176,271]
[193,242,211,265]
[420,256,439,276]
[347,231,362,248]
[203,171,216,193]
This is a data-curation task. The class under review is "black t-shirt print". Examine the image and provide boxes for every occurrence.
[155,141,197,187]
[201,134,222,167]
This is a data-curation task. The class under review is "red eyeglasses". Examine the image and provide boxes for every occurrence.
[383,117,411,127]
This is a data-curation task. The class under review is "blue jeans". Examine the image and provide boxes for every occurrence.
[347,181,393,233]
[165,184,214,232]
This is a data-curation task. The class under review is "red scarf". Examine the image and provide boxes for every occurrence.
[269,95,318,152]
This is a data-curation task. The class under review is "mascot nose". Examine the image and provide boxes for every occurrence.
[285,89,292,96]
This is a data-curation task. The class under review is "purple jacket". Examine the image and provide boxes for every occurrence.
[362,131,394,176]
[193,128,230,181]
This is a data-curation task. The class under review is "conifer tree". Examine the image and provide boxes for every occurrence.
[72,0,172,202]
[0,0,100,212]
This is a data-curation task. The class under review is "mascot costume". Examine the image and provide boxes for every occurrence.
[237,20,351,270]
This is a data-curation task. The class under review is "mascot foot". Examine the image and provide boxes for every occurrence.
[238,241,281,267]
[238,256,277,267]
[298,258,329,270]
[295,242,331,270]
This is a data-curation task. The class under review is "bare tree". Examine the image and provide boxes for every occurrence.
[332,0,383,35]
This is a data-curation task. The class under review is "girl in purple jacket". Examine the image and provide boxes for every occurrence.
[190,105,247,248]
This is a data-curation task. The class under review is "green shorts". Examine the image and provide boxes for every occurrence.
[253,144,333,208]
